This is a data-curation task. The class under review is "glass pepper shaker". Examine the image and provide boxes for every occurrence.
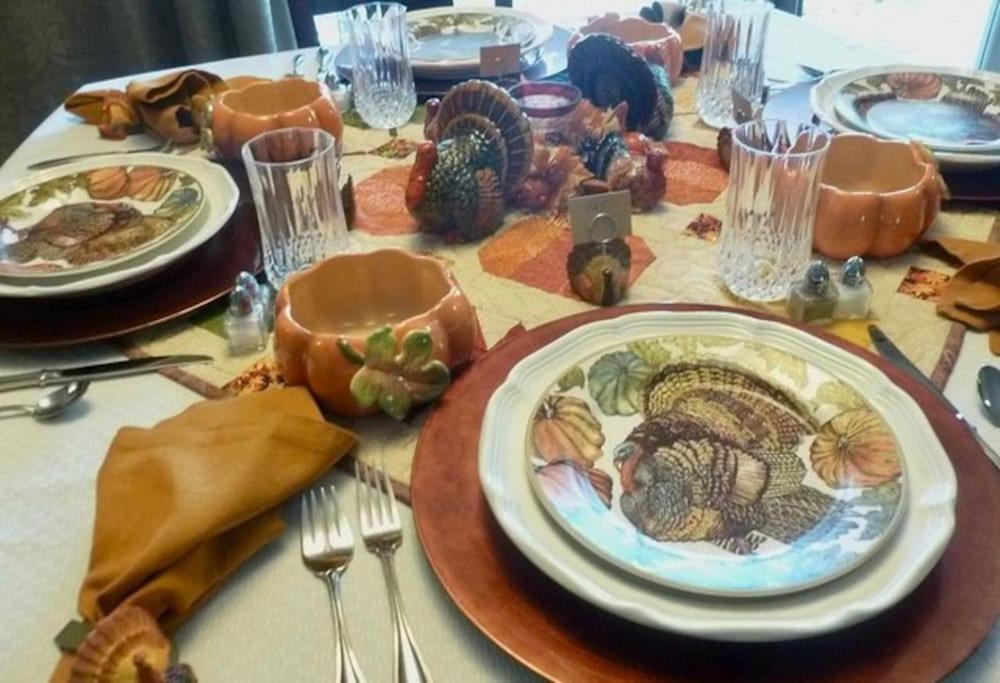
[224,284,267,354]
[834,256,873,320]
[787,260,838,323]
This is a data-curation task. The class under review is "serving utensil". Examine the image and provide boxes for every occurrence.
[869,325,1000,470]
[26,139,172,171]
[0,381,89,420]
[0,355,211,393]
[356,460,431,683]
[977,366,1000,426]
[301,486,366,683]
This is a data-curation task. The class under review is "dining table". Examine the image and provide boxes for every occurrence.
[0,7,997,683]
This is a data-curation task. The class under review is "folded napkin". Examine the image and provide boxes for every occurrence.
[65,69,230,144]
[125,69,228,144]
[923,236,1000,355]
[77,386,355,629]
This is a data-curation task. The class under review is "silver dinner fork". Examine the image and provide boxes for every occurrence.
[356,460,432,683]
[301,486,367,683]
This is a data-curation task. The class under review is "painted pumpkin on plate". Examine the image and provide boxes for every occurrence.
[810,408,902,488]
[532,395,606,465]
[85,167,129,200]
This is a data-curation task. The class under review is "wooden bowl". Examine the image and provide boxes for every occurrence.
[568,13,683,84]
[274,249,478,417]
[207,78,344,159]
[814,134,945,259]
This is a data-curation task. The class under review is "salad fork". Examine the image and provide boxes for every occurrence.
[301,486,367,683]
[356,460,432,683]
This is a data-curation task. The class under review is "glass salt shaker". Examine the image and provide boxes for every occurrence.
[235,271,274,331]
[787,260,838,323]
[224,284,267,354]
[834,256,873,320]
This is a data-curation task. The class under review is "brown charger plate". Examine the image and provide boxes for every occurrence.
[0,162,262,348]
[411,304,1000,682]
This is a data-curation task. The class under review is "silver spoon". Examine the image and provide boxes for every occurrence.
[977,366,1000,426]
[0,382,89,420]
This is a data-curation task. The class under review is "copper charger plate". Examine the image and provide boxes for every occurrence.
[0,164,262,348]
[411,304,1000,682]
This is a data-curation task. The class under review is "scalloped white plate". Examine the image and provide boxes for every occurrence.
[811,65,1000,171]
[0,153,238,298]
[480,311,956,642]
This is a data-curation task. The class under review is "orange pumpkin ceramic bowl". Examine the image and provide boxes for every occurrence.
[274,249,478,418]
[814,133,945,259]
[206,78,344,159]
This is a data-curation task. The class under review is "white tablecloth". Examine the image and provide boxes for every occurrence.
[1,11,997,683]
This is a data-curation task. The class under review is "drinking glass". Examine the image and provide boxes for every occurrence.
[241,128,350,287]
[719,119,831,302]
[344,2,417,130]
[697,0,773,129]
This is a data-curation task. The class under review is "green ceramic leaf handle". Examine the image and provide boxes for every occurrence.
[337,326,451,420]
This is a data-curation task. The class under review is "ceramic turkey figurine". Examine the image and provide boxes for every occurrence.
[576,102,667,212]
[406,80,533,242]
[568,33,674,140]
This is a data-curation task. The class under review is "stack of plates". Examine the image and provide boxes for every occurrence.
[811,64,1000,171]
[0,153,238,299]
[479,311,957,641]
[335,8,556,86]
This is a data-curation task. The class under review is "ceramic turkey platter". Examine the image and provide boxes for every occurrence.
[526,333,905,597]
[0,164,204,279]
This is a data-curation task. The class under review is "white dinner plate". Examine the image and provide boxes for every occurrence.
[525,332,906,598]
[811,65,1000,171]
[407,7,553,79]
[480,311,956,642]
[0,162,206,280]
[0,153,238,298]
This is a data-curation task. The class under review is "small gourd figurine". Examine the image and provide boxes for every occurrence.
[567,238,632,306]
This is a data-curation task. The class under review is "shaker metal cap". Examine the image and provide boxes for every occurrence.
[841,256,867,286]
[229,284,255,316]
[235,271,260,300]
[805,260,831,294]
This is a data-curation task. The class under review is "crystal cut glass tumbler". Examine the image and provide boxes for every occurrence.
[697,0,773,129]
[345,2,417,130]
[242,127,350,287]
[719,120,831,302]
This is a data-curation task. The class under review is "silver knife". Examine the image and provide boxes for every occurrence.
[0,355,212,393]
[868,325,1000,470]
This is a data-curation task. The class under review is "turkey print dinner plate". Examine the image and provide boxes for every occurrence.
[0,163,204,279]
[525,329,906,597]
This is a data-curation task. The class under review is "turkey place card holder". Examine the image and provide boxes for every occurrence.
[566,190,633,307]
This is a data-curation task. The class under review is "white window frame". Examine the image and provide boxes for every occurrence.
[979,0,1000,70]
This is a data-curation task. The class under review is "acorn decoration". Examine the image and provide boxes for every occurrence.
[568,34,674,140]
[567,238,632,306]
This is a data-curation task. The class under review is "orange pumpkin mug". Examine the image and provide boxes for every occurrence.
[274,250,479,418]
[201,78,344,160]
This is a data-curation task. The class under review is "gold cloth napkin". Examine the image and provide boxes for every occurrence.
[78,386,356,629]
[923,236,1000,355]
[124,69,227,144]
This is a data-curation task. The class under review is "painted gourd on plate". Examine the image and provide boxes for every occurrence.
[532,395,605,465]
[810,408,902,488]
